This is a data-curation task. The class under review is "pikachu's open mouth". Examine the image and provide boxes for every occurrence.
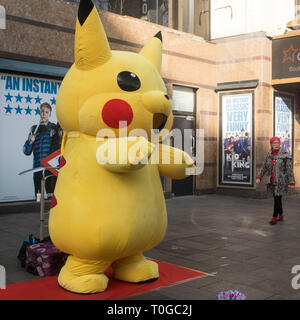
[153,113,168,132]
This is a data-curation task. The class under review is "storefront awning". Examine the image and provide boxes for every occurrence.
[0,58,68,78]
[215,80,258,92]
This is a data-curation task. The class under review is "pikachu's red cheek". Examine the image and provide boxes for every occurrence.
[102,99,133,128]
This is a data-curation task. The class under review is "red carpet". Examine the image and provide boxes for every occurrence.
[0,259,209,300]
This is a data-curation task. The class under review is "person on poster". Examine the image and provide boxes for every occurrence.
[224,135,234,168]
[225,136,235,153]
[224,132,230,149]
[56,122,64,147]
[256,136,295,225]
[239,129,248,160]
[282,130,291,155]
[286,133,291,154]
[23,102,61,201]
[245,132,251,157]
[281,135,285,151]
[234,134,242,156]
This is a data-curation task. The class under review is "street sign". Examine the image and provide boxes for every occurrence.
[41,149,61,176]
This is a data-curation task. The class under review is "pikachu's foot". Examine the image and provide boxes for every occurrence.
[112,254,158,283]
[58,266,109,294]
[58,256,111,294]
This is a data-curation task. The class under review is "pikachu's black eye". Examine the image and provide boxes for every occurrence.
[117,71,141,92]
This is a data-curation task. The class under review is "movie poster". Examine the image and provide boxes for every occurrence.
[0,72,61,202]
[274,94,293,156]
[220,92,253,186]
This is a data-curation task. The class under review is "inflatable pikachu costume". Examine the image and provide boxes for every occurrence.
[49,0,195,294]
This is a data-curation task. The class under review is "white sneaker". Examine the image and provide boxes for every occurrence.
[36,193,41,202]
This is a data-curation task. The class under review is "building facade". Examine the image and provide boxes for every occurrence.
[0,0,299,202]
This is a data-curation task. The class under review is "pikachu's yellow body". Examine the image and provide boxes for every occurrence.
[49,0,194,294]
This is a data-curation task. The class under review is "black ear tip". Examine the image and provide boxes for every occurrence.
[154,31,162,42]
[78,0,94,26]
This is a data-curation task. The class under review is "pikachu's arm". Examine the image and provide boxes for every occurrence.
[156,144,195,179]
[95,136,155,173]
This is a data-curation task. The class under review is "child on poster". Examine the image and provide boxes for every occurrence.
[23,102,61,201]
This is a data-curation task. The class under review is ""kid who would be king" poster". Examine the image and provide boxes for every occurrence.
[220,92,254,187]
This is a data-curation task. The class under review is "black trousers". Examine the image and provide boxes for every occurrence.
[273,195,283,217]
[33,170,57,195]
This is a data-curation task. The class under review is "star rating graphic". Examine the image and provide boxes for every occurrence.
[24,106,33,115]
[282,44,300,63]
[25,94,33,103]
[4,92,13,102]
[15,105,23,114]
[2,91,56,116]
[50,97,56,105]
[35,95,42,104]
[15,93,23,103]
[4,105,12,114]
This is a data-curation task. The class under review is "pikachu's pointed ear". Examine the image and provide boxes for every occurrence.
[75,0,111,70]
[140,31,163,72]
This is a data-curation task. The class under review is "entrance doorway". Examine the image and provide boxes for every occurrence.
[171,114,196,196]
[168,84,197,197]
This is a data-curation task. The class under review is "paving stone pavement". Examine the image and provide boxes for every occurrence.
[1,194,300,300]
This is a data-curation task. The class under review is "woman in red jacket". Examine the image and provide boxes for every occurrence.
[256,136,295,225]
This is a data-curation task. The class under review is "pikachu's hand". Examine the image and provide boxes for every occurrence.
[156,144,195,179]
[183,151,195,168]
[96,136,155,173]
